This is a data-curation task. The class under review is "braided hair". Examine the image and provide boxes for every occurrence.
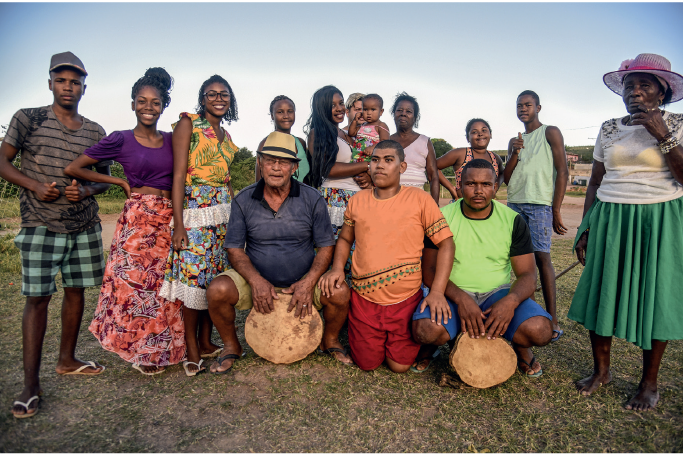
[305,85,343,188]
[196,75,238,124]
[269,95,295,115]
[131,67,173,110]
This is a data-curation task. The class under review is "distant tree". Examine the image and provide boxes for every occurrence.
[233,147,254,164]
[431,138,453,159]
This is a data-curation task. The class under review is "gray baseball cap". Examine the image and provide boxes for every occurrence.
[49,51,88,76]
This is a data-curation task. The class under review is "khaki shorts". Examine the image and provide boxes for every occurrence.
[218,268,323,311]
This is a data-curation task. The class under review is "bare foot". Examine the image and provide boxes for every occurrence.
[319,341,354,366]
[139,365,165,374]
[411,346,439,372]
[576,371,612,396]
[515,347,542,376]
[625,384,659,411]
[199,342,223,358]
[210,348,244,374]
[11,387,42,418]
[55,359,105,375]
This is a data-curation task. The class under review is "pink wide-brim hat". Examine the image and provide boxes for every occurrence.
[603,53,683,103]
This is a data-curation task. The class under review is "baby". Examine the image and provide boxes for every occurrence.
[348,93,391,163]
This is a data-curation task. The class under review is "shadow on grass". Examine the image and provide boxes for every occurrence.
[0,239,681,452]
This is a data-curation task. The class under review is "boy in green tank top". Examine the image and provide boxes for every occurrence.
[503,90,569,342]
[412,159,553,377]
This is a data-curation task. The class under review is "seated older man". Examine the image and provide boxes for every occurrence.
[412,159,553,377]
[206,132,353,373]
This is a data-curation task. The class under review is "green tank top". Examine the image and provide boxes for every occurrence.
[293,137,310,183]
[507,124,555,205]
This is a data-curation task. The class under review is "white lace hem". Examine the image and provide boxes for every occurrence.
[174,203,231,229]
[158,280,208,310]
[327,205,347,228]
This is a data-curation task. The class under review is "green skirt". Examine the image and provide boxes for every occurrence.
[568,197,683,350]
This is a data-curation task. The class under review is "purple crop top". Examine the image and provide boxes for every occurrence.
[84,130,174,191]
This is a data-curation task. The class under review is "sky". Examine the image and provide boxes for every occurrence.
[1,2,682,152]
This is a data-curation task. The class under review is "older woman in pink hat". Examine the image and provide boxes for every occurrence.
[569,53,683,411]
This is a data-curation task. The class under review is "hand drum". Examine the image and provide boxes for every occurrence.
[244,293,323,364]
[449,333,517,388]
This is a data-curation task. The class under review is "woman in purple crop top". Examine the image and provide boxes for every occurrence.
[65,68,186,376]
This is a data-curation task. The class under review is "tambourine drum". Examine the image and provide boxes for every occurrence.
[244,293,323,364]
[449,333,517,388]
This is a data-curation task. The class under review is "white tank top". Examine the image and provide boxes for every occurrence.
[400,134,429,187]
[321,136,361,191]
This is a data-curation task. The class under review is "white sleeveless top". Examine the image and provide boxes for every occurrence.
[400,134,429,187]
[321,136,361,191]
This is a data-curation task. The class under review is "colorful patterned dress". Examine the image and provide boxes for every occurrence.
[158,113,237,310]
[350,124,389,163]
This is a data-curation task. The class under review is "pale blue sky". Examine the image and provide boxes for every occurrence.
[1,2,682,151]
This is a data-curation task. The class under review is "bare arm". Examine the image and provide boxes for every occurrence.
[575,160,606,266]
[503,134,524,185]
[283,245,334,317]
[0,141,60,201]
[494,153,505,190]
[377,122,391,141]
[65,155,128,197]
[436,148,462,200]
[425,139,440,204]
[227,247,278,314]
[546,126,569,234]
[318,223,355,297]
[171,117,192,250]
[347,112,362,137]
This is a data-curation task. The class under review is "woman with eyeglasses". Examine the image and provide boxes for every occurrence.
[157,75,239,376]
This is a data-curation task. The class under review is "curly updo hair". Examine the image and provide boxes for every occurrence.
[196,75,238,124]
[131,67,173,110]
[269,95,295,116]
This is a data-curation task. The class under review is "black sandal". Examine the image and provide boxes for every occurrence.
[211,352,245,375]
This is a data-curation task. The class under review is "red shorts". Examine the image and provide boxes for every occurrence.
[348,289,422,371]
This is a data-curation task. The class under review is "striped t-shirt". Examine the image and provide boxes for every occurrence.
[4,106,107,233]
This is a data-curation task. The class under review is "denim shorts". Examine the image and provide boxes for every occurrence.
[412,284,552,341]
[507,202,552,253]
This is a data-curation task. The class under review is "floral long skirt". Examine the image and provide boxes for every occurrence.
[319,187,357,283]
[89,194,186,366]
[158,185,231,310]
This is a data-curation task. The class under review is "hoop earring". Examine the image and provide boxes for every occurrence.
[658,99,663,106]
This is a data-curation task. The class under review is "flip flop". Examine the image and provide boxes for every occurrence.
[59,361,105,376]
[551,329,564,343]
[318,347,354,366]
[183,359,206,377]
[12,395,40,419]
[200,347,223,359]
[517,356,543,378]
[410,349,440,373]
[211,352,245,375]
[132,364,166,376]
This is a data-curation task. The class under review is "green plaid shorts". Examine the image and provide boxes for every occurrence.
[13,224,105,296]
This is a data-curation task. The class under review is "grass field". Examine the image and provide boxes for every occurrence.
[0,237,681,452]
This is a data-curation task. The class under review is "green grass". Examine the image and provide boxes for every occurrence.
[0,238,681,452]
[565,190,588,198]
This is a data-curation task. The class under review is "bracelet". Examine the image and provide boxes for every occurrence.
[660,136,679,154]
[657,132,673,145]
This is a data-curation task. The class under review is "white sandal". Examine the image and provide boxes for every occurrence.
[183,359,205,377]
[132,364,166,376]
[12,395,40,419]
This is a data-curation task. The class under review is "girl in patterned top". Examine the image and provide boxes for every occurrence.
[437,118,503,200]
[347,94,391,163]
[159,75,239,376]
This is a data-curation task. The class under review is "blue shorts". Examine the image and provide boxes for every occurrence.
[412,286,552,341]
[507,202,552,253]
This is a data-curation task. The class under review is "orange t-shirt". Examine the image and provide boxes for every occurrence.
[343,186,453,305]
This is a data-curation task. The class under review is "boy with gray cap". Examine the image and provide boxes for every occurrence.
[0,51,111,418]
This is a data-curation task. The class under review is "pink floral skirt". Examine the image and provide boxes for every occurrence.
[89,193,186,366]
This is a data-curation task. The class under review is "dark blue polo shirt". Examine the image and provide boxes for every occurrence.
[225,178,336,287]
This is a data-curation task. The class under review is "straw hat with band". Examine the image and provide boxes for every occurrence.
[260,131,301,162]
[603,53,683,103]
[49,51,88,76]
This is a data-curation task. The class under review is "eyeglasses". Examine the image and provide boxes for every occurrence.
[261,156,295,167]
[203,91,230,101]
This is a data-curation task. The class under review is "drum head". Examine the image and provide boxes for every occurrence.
[449,333,517,388]
[244,293,323,364]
